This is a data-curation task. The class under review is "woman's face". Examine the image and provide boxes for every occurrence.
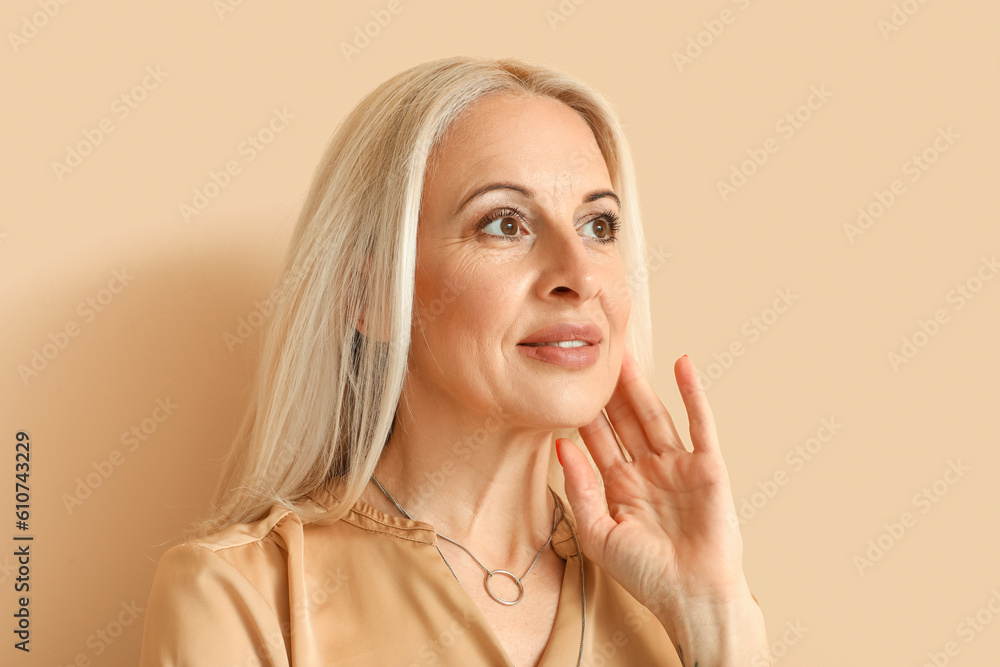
[408,93,631,431]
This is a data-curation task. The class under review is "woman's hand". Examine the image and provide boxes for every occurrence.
[557,349,767,662]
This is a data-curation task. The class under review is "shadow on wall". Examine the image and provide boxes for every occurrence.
[6,213,292,665]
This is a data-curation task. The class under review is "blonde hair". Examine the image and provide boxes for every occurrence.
[199,55,654,535]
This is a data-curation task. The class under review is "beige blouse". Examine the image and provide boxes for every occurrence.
[138,483,727,666]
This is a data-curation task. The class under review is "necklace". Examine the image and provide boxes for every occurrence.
[370,475,587,666]
[371,474,557,604]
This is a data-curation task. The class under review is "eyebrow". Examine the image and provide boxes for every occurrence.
[454,182,621,216]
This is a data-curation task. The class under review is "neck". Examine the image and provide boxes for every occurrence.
[369,401,561,566]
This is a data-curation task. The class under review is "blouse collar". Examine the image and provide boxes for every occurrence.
[308,480,581,561]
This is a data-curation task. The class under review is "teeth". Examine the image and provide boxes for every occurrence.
[523,340,589,348]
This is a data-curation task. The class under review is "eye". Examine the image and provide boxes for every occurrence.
[477,207,526,242]
[476,206,622,245]
[581,211,621,245]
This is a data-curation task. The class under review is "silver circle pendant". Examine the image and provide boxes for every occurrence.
[484,569,524,605]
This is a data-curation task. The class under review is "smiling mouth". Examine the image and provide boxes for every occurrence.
[519,341,591,348]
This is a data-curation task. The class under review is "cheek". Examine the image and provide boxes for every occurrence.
[605,293,631,361]
[412,257,511,343]
[616,289,632,327]
[604,263,632,328]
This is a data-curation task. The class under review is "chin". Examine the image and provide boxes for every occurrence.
[537,403,608,431]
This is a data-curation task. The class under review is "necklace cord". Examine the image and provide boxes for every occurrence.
[370,474,586,667]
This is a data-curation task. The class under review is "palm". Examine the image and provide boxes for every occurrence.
[558,351,749,613]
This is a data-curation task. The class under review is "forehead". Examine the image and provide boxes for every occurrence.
[424,93,610,199]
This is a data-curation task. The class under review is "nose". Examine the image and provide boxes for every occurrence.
[533,220,600,302]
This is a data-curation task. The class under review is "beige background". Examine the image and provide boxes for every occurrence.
[2,0,998,664]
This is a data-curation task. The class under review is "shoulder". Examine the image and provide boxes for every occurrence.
[145,502,301,602]
[147,500,318,600]
[180,502,302,553]
[138,504,313,666]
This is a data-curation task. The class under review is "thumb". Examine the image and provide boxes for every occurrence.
[556,438,613,563]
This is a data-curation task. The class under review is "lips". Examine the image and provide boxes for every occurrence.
[516,322,602,368]
[517,322,602,347]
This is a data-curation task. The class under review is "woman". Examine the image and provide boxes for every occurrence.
[139,56,770,666]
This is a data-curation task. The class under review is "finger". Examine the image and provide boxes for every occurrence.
[605,348,686,455]
[556,438,617,562]
[578,408,629,471]
[674,355,720,454]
